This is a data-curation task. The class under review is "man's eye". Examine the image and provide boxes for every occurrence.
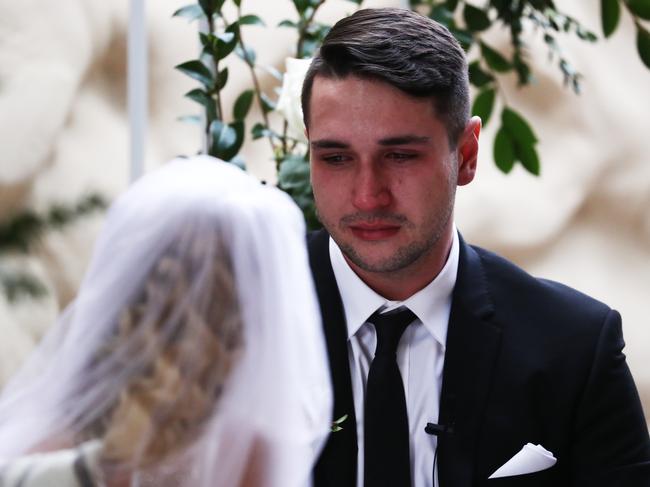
[387,152,416,160]
[322,154,348,165]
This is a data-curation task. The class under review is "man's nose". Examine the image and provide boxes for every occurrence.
[351,164,392,211]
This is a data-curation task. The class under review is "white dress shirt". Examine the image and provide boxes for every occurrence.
[329,229,459,487]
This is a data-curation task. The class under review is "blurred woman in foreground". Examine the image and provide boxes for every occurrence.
[0,156,332,487]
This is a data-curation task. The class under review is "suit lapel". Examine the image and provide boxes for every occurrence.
[308,230,358,487]
[437,235,502,487]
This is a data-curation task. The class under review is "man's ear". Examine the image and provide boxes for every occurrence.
[456,116,481,186]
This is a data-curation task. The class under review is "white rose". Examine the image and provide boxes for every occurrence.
[275,57,312,145]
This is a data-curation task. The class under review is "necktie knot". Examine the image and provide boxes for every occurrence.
[367,307,416,357]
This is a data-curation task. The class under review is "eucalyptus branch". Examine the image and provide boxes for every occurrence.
[296,0,327,58]
[279,0,327,160]
[0,194,107,301]
[289,137,299,154]
[234,6,277,155]
[0,195,106,254]
[208,13,224,121]
[282,120,289,163]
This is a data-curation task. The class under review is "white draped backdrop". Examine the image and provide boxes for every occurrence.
[0,0,648,420]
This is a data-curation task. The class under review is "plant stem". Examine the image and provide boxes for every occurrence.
[276,120,290,170]
[278,0,326,164]
[208,13,224,122]
[233,7,277,154]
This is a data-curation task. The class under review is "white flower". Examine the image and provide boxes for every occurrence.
[275,57,312,144]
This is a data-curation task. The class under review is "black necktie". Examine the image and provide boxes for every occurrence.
[364,307,416,487]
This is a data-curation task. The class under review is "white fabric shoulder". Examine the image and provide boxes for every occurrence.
[0,441,102,487]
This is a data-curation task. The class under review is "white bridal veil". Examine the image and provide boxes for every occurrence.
[0,156,332,487]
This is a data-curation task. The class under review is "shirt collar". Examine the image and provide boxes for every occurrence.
[329,227,459,349]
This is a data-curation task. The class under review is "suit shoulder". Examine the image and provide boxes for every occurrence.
[469,244,613,324]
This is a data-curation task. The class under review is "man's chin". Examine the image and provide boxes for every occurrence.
[339,243,405,274]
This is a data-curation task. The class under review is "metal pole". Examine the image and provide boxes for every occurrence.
[128,0,148,183]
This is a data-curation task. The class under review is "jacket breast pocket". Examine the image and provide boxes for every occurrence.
[483,467,563,487]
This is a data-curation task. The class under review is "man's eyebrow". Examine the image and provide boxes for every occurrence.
[310,139,350,149]
[378,135,431,146]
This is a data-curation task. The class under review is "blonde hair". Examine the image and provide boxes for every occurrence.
[89,235,243,475]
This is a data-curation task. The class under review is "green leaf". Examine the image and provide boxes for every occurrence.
[252,122,273,140]
[627,0,650,20]
[450,28,474,51]
[293,0,309,14]
[463,4,491,32]
[172,4,204,21]
[497,108,541,176]
[529,0,547,9]
[278,19,298,28]
[468,61,494,87]
[1,272,47,303]
[472,88,496,126]
[333,414,348,425]
[576,27,598,42]
[198,0,212,16]
[637,25,650,69]
[0,195,105,255]
[444,0,459,11]
[306,23,331,41]
[198,0,226,17]
[279,155,311,192]
[429,5,455,26]
[260,92,276,113]
[233,90,255,121]
[300,38,321,58]
[513,56,533,85]
[238,14,265,26]
[215,68,228,90]
[217,32,236,44]
[514,139,541,175]
[502,108,538,145]
[544,33,558,49]
[185,88,212,106]
[175,60,214,88]
[209,120,238,160]
[223,121,245,161]
[200,32,216,52]
[480,42,511,72]
[216,31,238,61]
[185,88,217,120]
[233,0,241,6]
[494,126,516,174]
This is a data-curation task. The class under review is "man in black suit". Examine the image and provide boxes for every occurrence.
[301,7,650,487]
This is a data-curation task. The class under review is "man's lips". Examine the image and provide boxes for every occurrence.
[349,223,401,240]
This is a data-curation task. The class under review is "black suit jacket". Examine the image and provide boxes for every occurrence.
[308,229,650,487]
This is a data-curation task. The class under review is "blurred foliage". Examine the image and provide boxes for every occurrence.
[0,195,107,302]
[175,0,362,230]
[411,0,650,175]
[175,0,649,224]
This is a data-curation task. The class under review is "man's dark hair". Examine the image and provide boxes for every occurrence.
[301,7,470,146]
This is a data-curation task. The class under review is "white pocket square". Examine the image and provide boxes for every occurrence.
[489,443,557,479]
